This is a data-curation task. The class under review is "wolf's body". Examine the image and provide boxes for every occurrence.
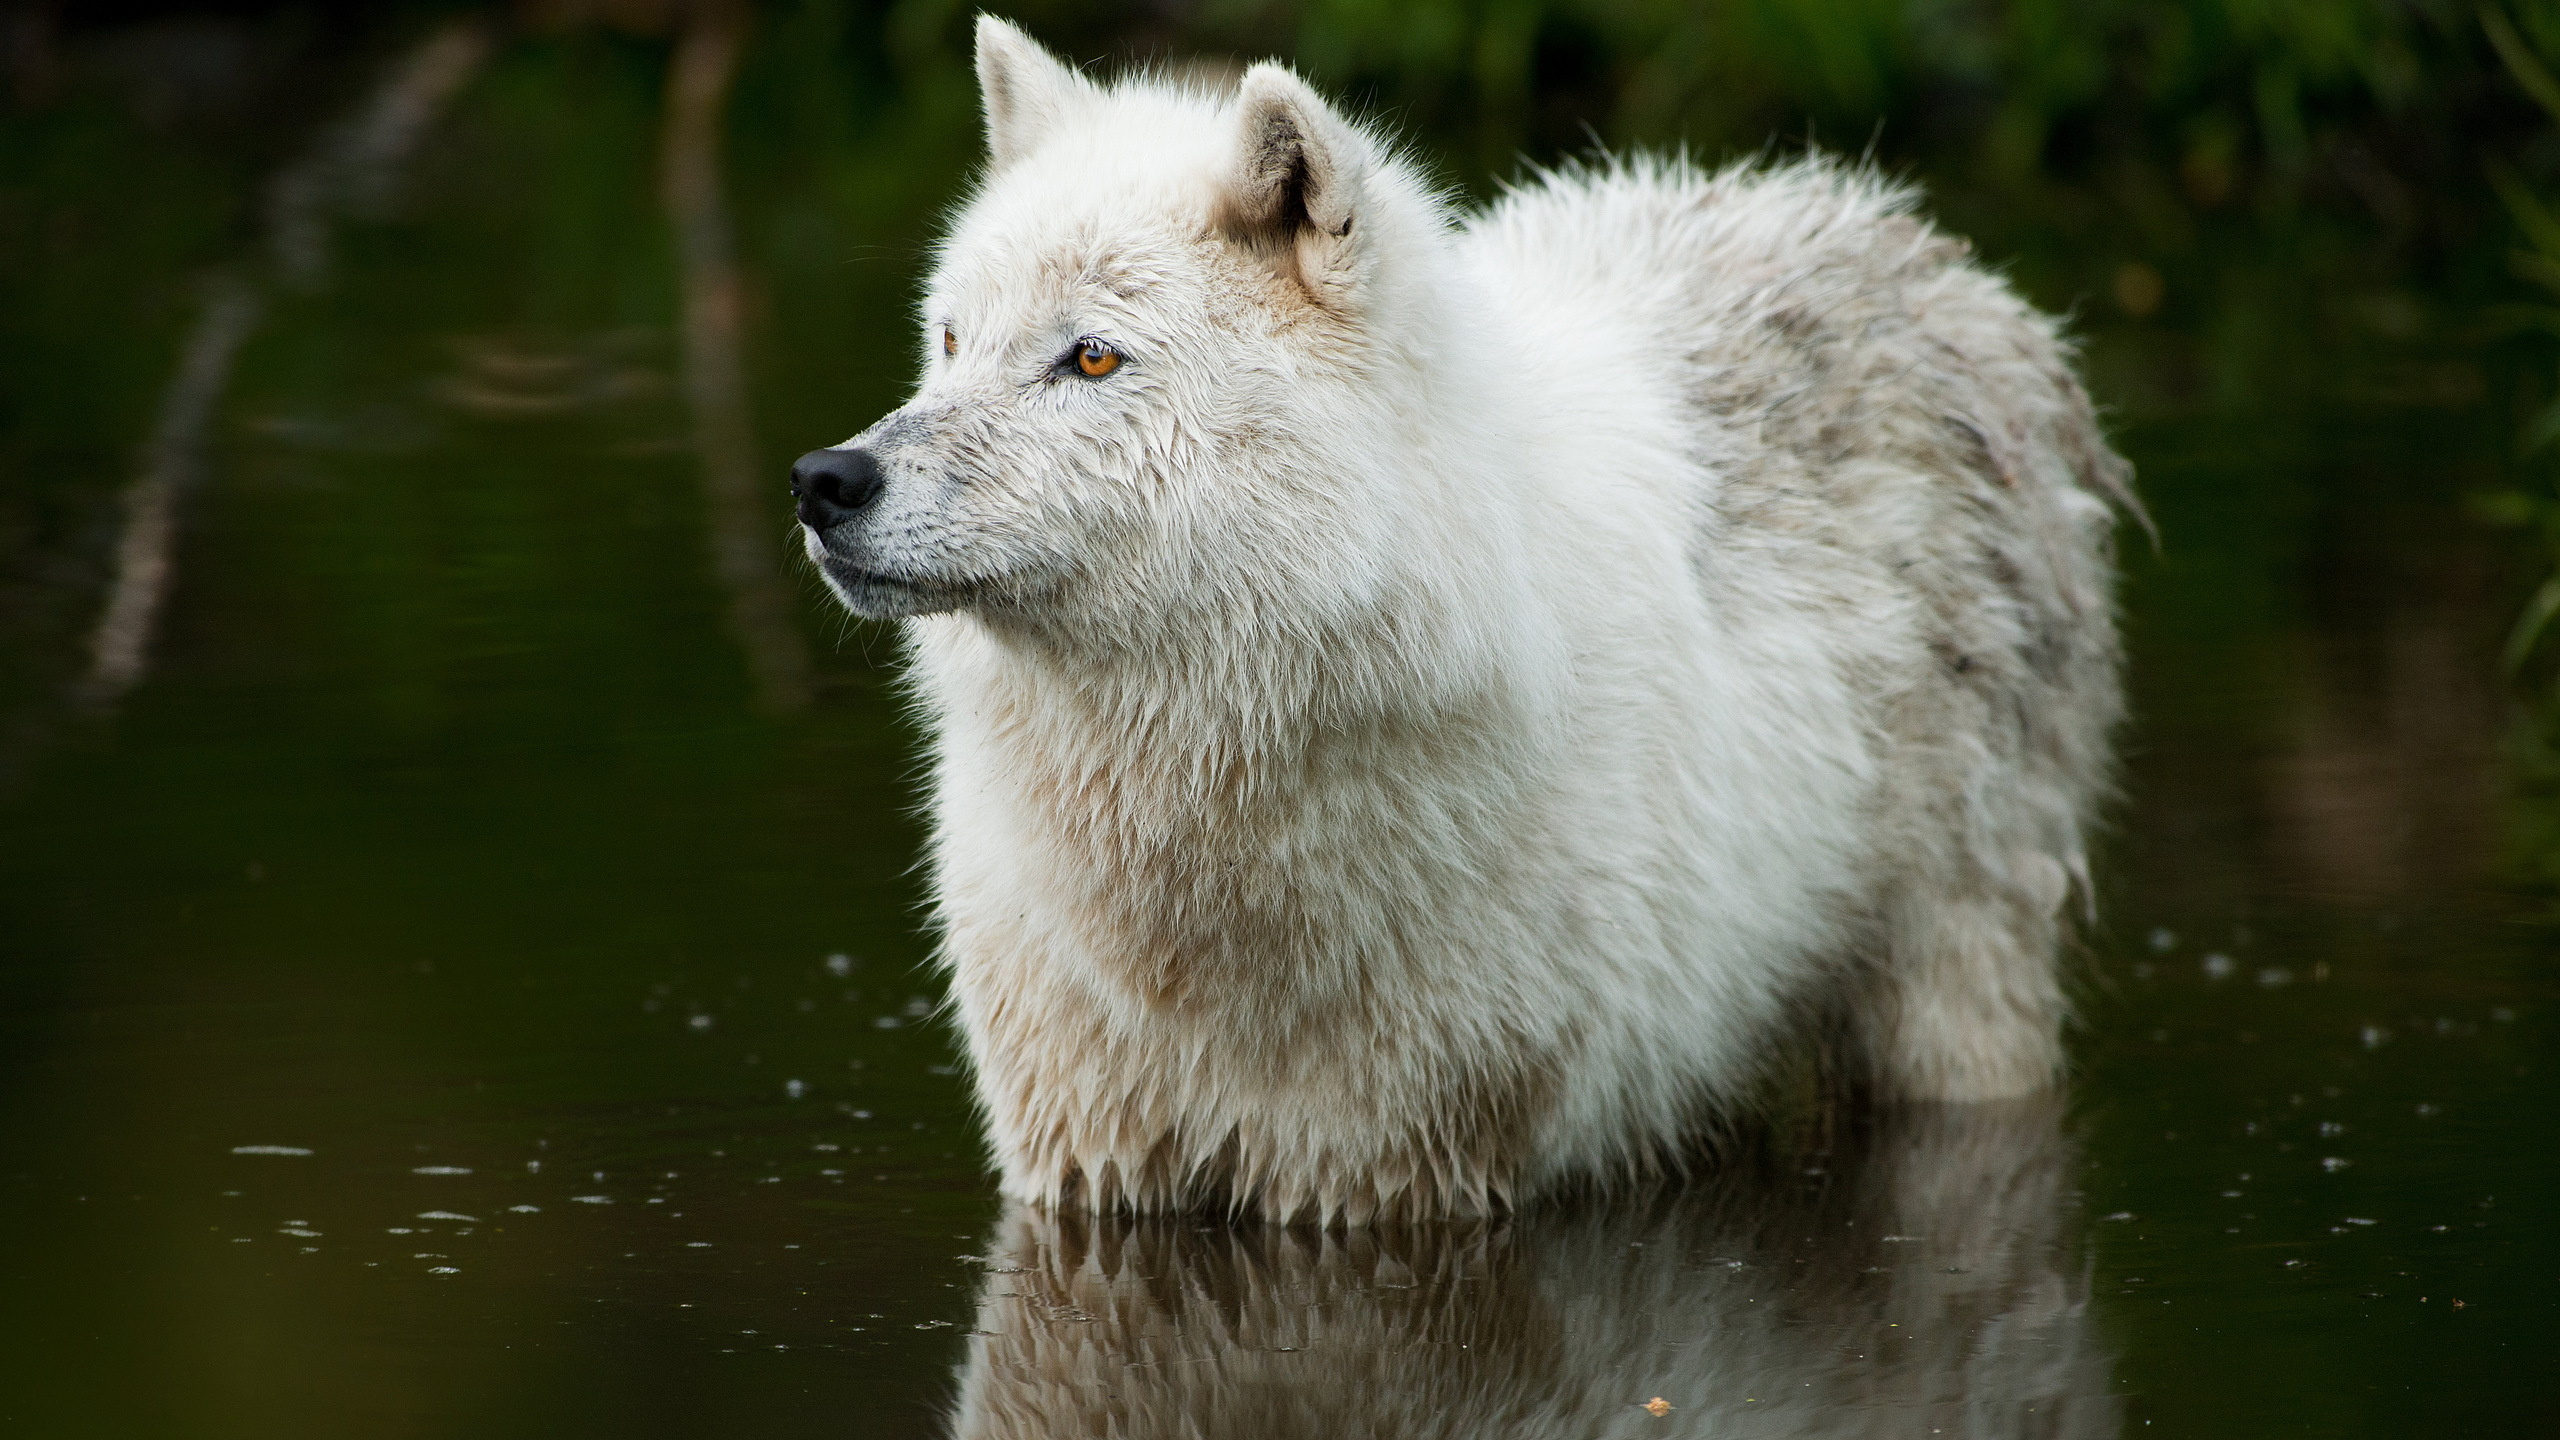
[796,21,2130,1224]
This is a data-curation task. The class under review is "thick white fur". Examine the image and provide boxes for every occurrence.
[802,18,2132,1223]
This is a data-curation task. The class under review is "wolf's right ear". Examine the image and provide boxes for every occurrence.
[1218,63,1373,311]
[975,16,1093,171]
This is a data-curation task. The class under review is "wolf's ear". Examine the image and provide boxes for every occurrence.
[1219,63,1372,308]
[975,16,1092,171]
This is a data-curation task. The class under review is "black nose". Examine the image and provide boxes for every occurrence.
[790,447,884,529]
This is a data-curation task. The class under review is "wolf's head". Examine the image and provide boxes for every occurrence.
[795,19,1454,635]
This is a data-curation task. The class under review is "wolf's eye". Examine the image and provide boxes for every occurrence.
[941,327,956,357]
[1072,340,1121,378]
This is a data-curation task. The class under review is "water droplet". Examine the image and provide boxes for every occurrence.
[784,1079,806,1100]
[412,1166,471,1176]
[230,1145,313,1156]
[507,1204,540,1213]
[2148,928,2176,952]
[825,954,853,976]
[570,1195,612,1204]
[2200,954,2235,980]
[2321,1157,2351,1172]
[418,1211,479,1222]
[688,1014,714,1031]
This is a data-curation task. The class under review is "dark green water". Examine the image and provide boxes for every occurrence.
[2,10,2554,1437]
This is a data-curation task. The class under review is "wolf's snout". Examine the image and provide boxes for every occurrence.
[790,446,884,530]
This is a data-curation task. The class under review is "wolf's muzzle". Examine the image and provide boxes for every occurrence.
[790,446,884,530]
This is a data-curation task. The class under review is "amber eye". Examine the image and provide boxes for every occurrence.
[1073,340,1121,378]
[941,327,956,357]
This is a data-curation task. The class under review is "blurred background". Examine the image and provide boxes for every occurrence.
[0,1,2554,1435]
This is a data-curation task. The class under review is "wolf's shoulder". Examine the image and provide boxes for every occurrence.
[1458,153,1957,321]
[1457,150,2121,522]
[1459,151,2129,703]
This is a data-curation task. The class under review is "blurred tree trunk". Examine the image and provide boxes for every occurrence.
[663,0,811,714]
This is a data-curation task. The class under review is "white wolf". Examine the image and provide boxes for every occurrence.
[793,17,2132,1224]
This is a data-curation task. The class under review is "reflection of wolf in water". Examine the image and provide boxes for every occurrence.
[794,18,2133,1222]
[949,1101,2114,1438]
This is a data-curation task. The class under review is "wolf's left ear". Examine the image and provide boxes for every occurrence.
[976,16,1093,171]
[1219,63,1373,308]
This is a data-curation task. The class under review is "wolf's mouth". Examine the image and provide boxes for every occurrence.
[815,554,982,618]
[827,562,913,590]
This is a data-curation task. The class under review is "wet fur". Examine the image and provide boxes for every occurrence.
[802,19,2132,1224]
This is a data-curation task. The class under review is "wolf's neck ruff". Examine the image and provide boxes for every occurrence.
[804,18,2130,1222]
[930,602,1551,1000]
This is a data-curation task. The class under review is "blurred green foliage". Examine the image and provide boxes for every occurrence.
[2470,5,2560,884]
